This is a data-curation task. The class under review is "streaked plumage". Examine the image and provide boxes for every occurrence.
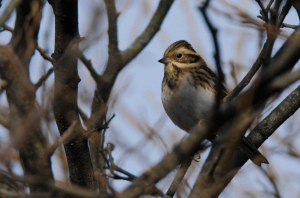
[159,40,268,166]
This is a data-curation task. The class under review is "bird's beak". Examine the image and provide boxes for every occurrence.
[158,57,172,64]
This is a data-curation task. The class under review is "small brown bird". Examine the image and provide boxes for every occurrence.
[159,40,268,166]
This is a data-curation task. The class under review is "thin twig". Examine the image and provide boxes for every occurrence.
[46,121,78,158]
[256,0,268,22]
[100,115,114,152]
[199,2,223,82]
[36,46,53,63]
[281,23,298,29]
[199,0,224,115]
[84,114,115,139]
[224,46,263,102]
[34,68,53,90]
[224,0,293,102]
[106,143,136,181]
[260,166,281,198]
[165,158,192,197]
[120,0,175,65]
[98,0,175,101]
[78,51,100,84]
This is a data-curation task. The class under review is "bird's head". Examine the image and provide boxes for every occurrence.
[158,40,202,70]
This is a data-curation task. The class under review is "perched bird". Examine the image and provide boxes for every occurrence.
[158,40,268,166]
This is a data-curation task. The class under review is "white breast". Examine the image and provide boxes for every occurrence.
[162,73,215,132]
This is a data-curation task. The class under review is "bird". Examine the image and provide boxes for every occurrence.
[158,40,268,166]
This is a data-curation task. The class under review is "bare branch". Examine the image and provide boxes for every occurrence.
[1,24,53,63]
[78,106,89,123]
[121,0,174,65]
[120,123,211,198]
[36,45,53,63]
[34,68,53,90]
[106,143,137,182]
[104,0,119,53]
[88,0,174,145]
[270,67,300,90]
[260,159,281,198]
[193,27,300,197]
[0,0,54,192]
[1,24,13,32]
[199,0,224,113]
[0,0,22,28]
[276,0,293,27]
[256,0,268,22]
[78,51,100,84]
[281,23,298,29]
[224,0,294,102]
[189,110,258,198]
[98,0,175,103]
[50,0,97,190]
[46,121,77,158]
[165,158,192,197]
[224,44,263,102]
[266,0,275,12]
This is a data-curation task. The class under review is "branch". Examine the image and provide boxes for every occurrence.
[266,0,275,12]
[0,0,22,28]
[225,0,296,102]
[50,0,97,190]
[34,68,53,90]
[281,23,298,29]
[45,121,77,158]
[256,0,268,22]
[120,0,175,65]
[120,25,300,195]
[36,45,53,63]
[260,164,281,198]
[10,0,43,69]
[269,67,300,90]
[120,123,211,198]
[106,143,137,182]
[88,0,174,145]
[276,0,293,27]
[165,158,192,197]
[1,24,53,63]
[199,1,224,114]
[189,110,258,198]
[0,0,54,192]
[104,0,119,54]
[224,43,264,102]
[78,106,89,124]
[189,26,300,198]
[98,0,175,102]
[78,50,100,84]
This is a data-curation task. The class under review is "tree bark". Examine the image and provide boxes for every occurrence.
[49,0,97,190]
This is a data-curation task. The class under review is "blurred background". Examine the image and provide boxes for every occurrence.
[0,0,299,197]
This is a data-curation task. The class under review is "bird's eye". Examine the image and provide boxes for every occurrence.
[177,54,182,58]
